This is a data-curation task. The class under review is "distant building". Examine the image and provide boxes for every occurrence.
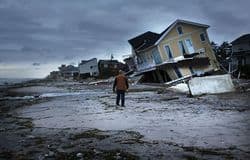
[58,64,79,79]
[98,60,128,79]
[79,58,99,79]
[128,19,219,83]
[231,34,250,76]
[47,71,60,80]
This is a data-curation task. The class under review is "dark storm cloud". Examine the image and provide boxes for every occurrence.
[195,0,250,43]
[0,0,249,71]
[0,0,140,64]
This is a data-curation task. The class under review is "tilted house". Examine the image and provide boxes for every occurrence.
[79,58,99,79]
[128,19,219,83]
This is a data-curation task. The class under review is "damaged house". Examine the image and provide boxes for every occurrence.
[128,19,219,84]
[98,60,128,79]
[79,58,99,79]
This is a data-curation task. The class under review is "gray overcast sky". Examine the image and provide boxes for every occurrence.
[0,0,249,78]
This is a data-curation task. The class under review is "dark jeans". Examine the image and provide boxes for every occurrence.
[116,90,125,106]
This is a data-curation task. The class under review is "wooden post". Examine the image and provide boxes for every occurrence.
[185,80,192,97]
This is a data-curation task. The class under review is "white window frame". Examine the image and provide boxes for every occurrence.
[184,38,195,54]
[178,40,187,55]
[164,44,174,59]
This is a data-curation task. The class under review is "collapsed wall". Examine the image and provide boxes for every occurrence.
[188,74,235,96]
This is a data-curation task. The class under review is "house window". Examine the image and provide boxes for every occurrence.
[90,66,93,69]
[152,49,162,64]
[173,66,182,78]
[177,26,183,35]
[200,33,206,42]
[114,64,117,68]
[137,56,143,64]
[164,45,173,59]
[178,41,187,55]
[104,64,108,68]
[189,66,194,75]
[143,55,148,63]
[185,39,195,54]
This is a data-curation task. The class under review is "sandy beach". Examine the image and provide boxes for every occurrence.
[0,80,250,159]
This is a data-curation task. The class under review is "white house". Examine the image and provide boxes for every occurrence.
[79,58,99,78]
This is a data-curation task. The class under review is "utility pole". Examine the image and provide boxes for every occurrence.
[111,53,114,61]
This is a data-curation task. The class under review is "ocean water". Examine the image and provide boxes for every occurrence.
[0,78,34,86]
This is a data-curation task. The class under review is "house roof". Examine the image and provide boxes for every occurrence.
[59,65,79,72]
[128,31,160,52]
[98,59,119,64]
[231,34,250,45]
[128,19,209,52]
[123,56,133,61]
[79,58,97,65]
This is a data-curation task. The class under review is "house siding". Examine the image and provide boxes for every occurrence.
[179,67,192,76]
[159,24,210,60]
[232,44,250,53]
[160,66,179,80]
[158,23,219,77]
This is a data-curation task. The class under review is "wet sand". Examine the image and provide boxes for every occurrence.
[0,80,250,159]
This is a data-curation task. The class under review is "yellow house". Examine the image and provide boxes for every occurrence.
[128,19,219,83]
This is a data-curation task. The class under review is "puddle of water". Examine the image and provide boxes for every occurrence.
[39,92,83,98]
[0,96,35,100]
[0,92,83,100]
[1,90,106,100]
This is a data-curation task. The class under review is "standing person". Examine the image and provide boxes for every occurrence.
[113,70,129,106]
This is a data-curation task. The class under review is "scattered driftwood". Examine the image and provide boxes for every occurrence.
[160,97,179,101]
